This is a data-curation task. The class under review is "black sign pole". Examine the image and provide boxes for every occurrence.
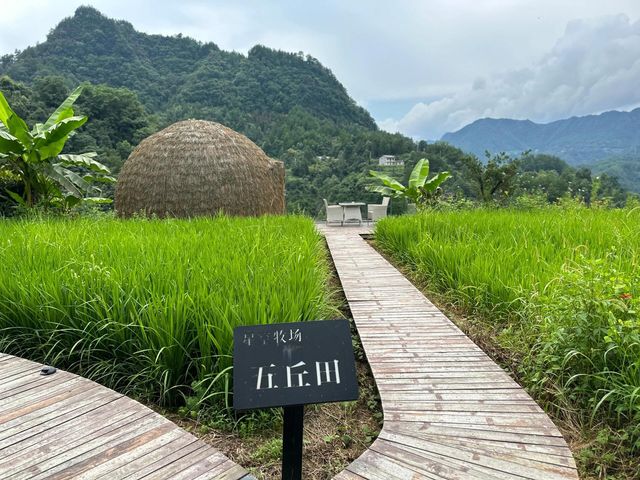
[282,405,304,480]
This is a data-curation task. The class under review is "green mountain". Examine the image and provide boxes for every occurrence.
[1,6,403,213]
[442,110,640,166]
[0,6,375,136]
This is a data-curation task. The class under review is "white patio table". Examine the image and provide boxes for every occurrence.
[339,202,365,225]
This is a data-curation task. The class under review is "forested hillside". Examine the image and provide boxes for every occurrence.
[0,6,375,133]
[591,155,640,193]
[0,6,631,213]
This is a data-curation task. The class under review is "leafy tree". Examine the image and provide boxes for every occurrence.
[0,86,114,209]
[464,152,521,203]
[520,154,569,174]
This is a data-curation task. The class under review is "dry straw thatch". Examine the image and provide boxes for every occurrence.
[115,120,285,218]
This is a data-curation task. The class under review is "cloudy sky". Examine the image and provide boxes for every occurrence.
[1,0,639,139]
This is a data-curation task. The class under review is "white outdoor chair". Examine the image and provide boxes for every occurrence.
[367,197,390,222]
[323,199,343,226]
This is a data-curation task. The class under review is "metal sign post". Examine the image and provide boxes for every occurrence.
[233,319,359,480]
[282,405,304,480]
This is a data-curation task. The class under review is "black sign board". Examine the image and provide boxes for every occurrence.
[233,319,358,411]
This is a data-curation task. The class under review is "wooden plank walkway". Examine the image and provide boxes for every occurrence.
[320,225,579,480]
[0,353,251,480]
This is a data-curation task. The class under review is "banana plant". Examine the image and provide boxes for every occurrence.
[0,85,115,209]
[367,158,451,206]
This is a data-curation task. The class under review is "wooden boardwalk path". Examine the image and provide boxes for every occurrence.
[0,353,251,480]
[321,225,579,480]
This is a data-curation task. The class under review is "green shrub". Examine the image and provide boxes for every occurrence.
[527,253,640,441]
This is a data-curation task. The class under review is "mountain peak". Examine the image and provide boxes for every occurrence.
[73,5,105,18]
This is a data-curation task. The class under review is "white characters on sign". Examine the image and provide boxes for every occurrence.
[286,361,311,388]
[255,360,341,390]
[316,360,340,385]
[273,328,303,345]
[256,364,278,389]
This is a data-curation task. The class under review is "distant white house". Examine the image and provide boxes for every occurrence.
[378,155,404,166]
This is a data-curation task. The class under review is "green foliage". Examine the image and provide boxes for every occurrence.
[463,151,521,203]
[367,158,451,207]
[375,208,640,475]
[528,254,640,432]
[250,438,283,465]
[0,86,114,209]
[0,215,336,410]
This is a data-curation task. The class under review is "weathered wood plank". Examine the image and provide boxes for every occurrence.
[0,390,122,450]
[0,392,128,459]
[386,421,570,447]
[0,356,248,479]
[93,434,199,478]
[376,433,577,479]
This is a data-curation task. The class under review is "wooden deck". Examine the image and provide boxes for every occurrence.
[320,225,579,480]
[0,353,251,480]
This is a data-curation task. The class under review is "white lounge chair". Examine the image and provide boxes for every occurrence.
[323,199,343,226]
[367,197,390,222]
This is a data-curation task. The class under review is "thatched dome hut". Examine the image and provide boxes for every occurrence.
[115,120,285,218]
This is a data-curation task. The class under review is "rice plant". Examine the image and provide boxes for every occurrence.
[375,207,640,463]
[0,215,337,408]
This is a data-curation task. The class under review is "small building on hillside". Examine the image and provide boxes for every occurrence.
[378,155,403,166]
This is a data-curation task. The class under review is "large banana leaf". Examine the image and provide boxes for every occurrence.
[366,185,398,197]
[57,153,110,174]
[423,171,451,191]
[0,92,31,146]
[368,170,405,191]
[60,167,91,192]
[0,129,25,155]
[83,173,117,183]
[31,123,45,136]
[38,116,87,143]
[0,92,14,126]
[44,164,82,197]
[43,86,83,130]
[35,117,88,160]
[408,158,430,190]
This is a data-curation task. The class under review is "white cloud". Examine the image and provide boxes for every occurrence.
[387,14,640,139]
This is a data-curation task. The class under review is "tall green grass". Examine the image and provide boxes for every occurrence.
[376,209,639,317]
[376,208,640,472]
[0,215,336,408]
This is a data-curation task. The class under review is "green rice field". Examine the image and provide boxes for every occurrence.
[376,207,640,476]
[0,215,336,408]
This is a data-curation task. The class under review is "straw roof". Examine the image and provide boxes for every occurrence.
[115,120,285,218]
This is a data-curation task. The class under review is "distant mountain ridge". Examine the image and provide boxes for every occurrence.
[442,109,640,165]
